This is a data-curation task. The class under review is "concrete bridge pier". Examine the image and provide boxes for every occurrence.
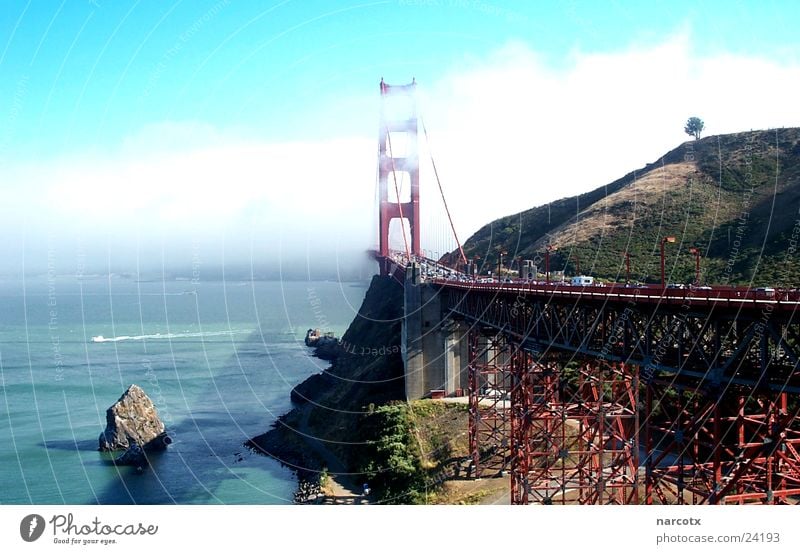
[443,319,469,395]
[402,263,469,400]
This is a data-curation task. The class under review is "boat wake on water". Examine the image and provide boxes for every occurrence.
[90,330,251,343]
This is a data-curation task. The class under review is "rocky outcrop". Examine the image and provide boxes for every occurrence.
[305,328,340,361]
[98,384,166,452]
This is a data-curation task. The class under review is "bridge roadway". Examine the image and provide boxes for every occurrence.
[387,249,800,307]
[430,277,800,394]
[433,278,800,310]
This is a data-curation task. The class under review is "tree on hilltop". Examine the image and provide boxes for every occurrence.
[684,116,705,140]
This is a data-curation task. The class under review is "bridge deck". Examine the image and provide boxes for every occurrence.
[433,279,800,312]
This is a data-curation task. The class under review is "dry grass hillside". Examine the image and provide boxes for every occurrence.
[457,128,800,285]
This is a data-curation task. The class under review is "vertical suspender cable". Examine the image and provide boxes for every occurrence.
[420,116,468,267]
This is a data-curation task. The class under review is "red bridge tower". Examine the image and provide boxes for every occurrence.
[378,78,421,275]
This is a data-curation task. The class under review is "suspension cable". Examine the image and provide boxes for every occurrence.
[420,116,467,267]
[386,128,411,262]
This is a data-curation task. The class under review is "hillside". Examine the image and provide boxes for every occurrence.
[455,128,800,286]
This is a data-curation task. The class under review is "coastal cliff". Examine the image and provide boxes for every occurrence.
[247,275,474,503]
[247,275,405,493]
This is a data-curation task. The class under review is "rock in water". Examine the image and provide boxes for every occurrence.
[114,443,147,468]
[98,384,166,451]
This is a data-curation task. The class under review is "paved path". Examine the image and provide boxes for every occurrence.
[295,404,370,504]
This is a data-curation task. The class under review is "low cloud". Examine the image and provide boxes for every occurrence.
[3,33,800,276]
[0,122,375,277]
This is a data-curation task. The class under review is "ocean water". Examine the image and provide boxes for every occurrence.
[0,276,367,504]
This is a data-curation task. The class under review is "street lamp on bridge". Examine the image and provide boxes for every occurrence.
[689,247,702,285]
[545,245,556,283]
[660,236,676,288]
[624,252,631,284]
[497,249,507,278]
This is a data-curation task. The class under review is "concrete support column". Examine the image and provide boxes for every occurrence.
[443,320,469,395]
[420,285,444,394]
[403,262,457,400]
[403,263,425,400]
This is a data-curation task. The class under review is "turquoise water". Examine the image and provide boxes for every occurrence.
[0,276,366,504]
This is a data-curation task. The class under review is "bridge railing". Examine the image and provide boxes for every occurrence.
[430,278,800,310]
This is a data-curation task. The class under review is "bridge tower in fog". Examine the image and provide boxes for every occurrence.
[377,78,421,275]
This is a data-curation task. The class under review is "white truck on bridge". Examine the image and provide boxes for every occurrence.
[571,275,594,286]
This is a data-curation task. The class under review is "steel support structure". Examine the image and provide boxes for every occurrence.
[509,350,557,504]
[510,357,638,505]
[645,380,800,504]
[447,285,800,504]
[574,360,639,504]
[468,331,512,478]
[443,286,800,395]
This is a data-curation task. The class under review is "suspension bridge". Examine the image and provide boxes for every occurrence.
[372,79,800,505]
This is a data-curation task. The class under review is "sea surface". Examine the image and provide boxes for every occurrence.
[0,276,367,504]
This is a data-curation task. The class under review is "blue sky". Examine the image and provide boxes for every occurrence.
[1,1,799,274]
[3,0,798,156]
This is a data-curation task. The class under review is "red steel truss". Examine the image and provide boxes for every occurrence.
[509,356,639,504]
[509,349,559,504]
[574,361,640,504]
[467,337,800,505]
[645,380,800,504]
[467,332,512,477]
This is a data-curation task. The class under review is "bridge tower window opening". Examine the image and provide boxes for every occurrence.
[387,219,413,257]
[381,92,415,125]
[385,131,411,159]
[386,169,411,204]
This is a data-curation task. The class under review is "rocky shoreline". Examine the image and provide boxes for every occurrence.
[245,412,327,503]
[246,275,405,503]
